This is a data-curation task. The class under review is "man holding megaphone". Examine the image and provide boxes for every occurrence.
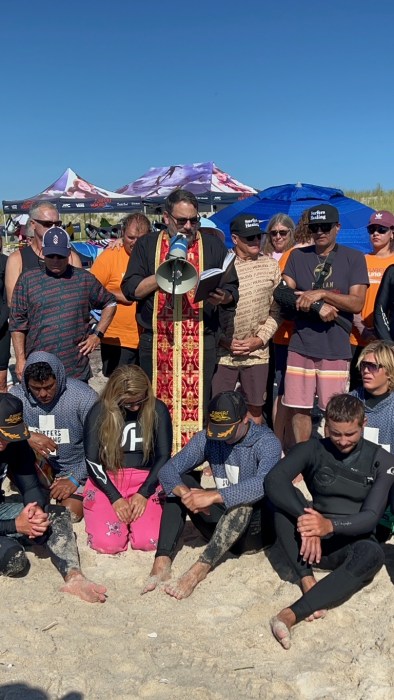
[122,190,239,452]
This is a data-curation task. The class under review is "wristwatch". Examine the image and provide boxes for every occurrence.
[89,327,104,339]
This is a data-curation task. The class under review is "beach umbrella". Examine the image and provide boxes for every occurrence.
[211,182,375,252]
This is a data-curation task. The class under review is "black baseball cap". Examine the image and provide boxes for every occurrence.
[206,391,247,441]
[0,395,30,443]
[308,204,339,225]
[230,215,262,238]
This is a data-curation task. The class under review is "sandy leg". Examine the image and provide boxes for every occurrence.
[60,571,107,603]
[270,609,296,650]
[141,556,172,594]
[300,575,327,621]
[164,561,211,600]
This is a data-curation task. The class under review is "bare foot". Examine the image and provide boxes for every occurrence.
[300,576,327,621]
[141,556,172,594]
[61,572,107,603]
[164,561,211,600]
[270,609,296,650]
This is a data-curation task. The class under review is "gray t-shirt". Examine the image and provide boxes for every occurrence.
[283,244,369,359]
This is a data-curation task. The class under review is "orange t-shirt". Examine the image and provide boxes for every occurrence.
[273,248,294,345]
[350,253,394,346]
[91,246,139,348]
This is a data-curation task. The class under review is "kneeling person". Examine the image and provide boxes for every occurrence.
[143,391,282,599]
[265,394,391,650]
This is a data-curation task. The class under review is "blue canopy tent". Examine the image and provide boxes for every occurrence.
[210,183,375,252]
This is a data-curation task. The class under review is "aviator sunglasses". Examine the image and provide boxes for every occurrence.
[308,223,335,234]
[32,218,62,228]
[367,225,391,235]
[359,360,383,374]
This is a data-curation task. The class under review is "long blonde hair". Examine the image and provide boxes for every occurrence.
[98,365,157,471]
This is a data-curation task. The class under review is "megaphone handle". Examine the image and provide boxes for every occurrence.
[171,258,178,308]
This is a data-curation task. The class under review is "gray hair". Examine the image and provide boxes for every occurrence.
[28,201,59,220]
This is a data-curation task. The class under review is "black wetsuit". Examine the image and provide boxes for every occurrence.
[265,437,393,621]
[0,442,79,577]
[374,264,394,341]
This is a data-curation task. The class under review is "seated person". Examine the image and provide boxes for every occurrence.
[265,394,392,650]
[0,394,106,602]
[351,339,394,525]
[143,391,281,599]
[10,352,98,521]
[83,365,172,553]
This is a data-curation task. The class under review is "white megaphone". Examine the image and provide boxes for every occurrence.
[156,234,198,296]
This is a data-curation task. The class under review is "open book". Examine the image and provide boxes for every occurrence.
[193,250,235,303]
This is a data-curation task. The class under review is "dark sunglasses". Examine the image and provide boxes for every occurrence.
[32,219,62,228]
[240,233,262,242]
[270,229,289,237]
[359,360,383,374]
[308,223,335,234]
[367,225,391,235]
[168,213,200,227]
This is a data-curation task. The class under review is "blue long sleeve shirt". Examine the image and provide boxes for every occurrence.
[159,422,282,509]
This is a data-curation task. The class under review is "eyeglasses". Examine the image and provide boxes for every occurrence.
[121,397,148,409]
[270,229,289,237]
[168,213,200,227]
[367,225,391,235]
[32,219,62,228]
[359,360,383,374]
[308,223,335,234]
[240,233,262,242]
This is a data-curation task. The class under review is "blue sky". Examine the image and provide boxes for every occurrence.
[2,0,394,201]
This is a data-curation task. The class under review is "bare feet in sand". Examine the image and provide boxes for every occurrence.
[300,576,327,621]
[61,571,107,603]
[270,609,296,650]
[141,556,172,594]
[164,561,211,600]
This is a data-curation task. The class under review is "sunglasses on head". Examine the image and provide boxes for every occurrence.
[308,223,335,234]
[32,219,62,228]
[168,213,200,227]
[240,233,262,242]
[359,360,383,374]
[270,229,289,237]
[367,225,391,235]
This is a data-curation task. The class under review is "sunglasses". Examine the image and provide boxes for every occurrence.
[240,233,262,242]
[367,225,391,235]
[32,219,62,228]
[308,223,335,234]
[168,213,200,227]
[359,360,383,374]
[121,397,148,409]
[270,229,289,237]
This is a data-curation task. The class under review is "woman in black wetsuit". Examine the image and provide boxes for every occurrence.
[0,238,10,392]
[83,365,172,553]
[374,264,394,341]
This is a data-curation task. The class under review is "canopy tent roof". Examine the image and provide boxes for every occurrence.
[2,168,141,214]
[211,182,375,253]
[116,161,257,206]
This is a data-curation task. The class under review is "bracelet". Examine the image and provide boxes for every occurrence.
[68,475,80,488]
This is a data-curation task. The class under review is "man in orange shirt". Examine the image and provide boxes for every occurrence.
[91,213,151,376]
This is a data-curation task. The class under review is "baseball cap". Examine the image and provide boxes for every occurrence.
[42,227,71,257]
[206,391,247,441]
[368,210,394,228]
[0,394,30,443]
[308,204,339,225]
[230,215,262,238]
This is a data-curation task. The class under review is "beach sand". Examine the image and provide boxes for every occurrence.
[1,351,394,700]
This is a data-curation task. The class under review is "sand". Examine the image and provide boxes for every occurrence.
[1,351,394,700]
